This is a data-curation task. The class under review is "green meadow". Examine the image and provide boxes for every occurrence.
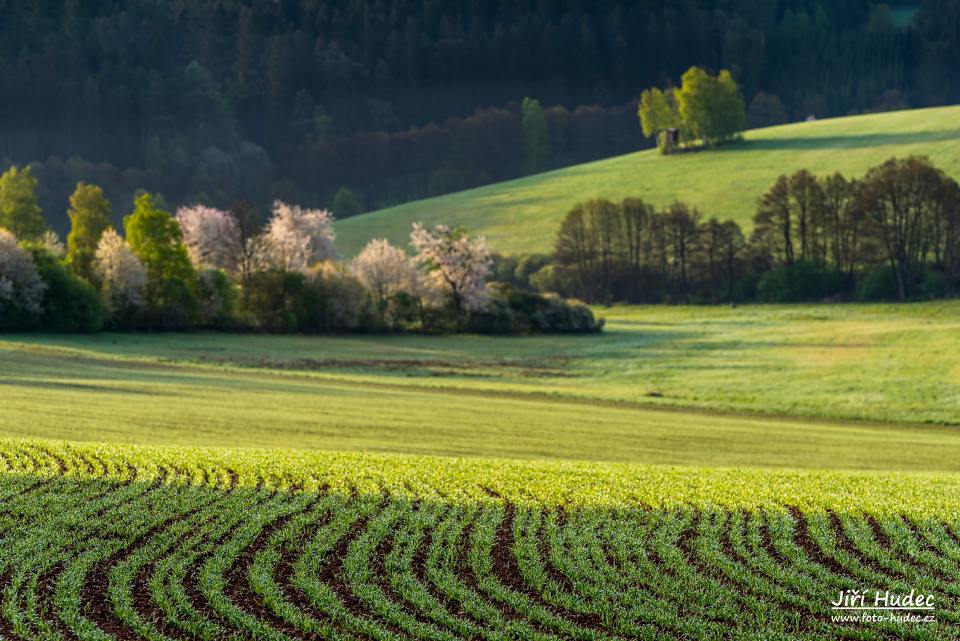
[4,301,960,473]
[336,105,960,255]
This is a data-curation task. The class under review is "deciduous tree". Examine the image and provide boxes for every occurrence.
[0,229,45,318]
[95,228,148,319]
[410,223,491,316]
[124,193,197,326]
[65,183,112,283]
[262,201,337,273]
[0,166,46,241]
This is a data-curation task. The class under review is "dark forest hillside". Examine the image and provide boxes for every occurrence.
[1,0,957,231]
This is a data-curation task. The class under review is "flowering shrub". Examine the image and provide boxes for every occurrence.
[95,228,147,325]
[175,205,241,271]
[410,223,491,314]
[262,201,336,273]
[0,229,45,325]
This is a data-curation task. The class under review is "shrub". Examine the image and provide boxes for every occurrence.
[383,291,422,330]
[529,263,579,297]
[243,269,319,333]
[310,261,375,331]
[332,186,363,219]
[858,265,946,301]
[30,250,102,332]
[0,229,45,330]
[95,228,147,330]
[467,286,603,334]
[196,269,238,329]
[756,261,852,302]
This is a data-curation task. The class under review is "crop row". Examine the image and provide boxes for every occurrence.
[0,439,958,640]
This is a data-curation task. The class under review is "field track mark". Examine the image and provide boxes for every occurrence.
[15,344,960,436]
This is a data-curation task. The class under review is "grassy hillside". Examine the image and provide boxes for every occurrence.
[5,302,960,472]
[336,105,960,256]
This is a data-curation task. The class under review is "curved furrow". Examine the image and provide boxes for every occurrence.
[0,479,145,640]
[30,474,182,639]
[545,508,681,639]
[422,503,560,641]
[196,491,317,641]
[245,493,345,639]
[147,489,277,640]
[94,485,227,641]
[514,506,666,639]
[805,512,960,637]
[339,499,463,640]
[834,514,960,620]
[465,502,628,641]
[379,501,491,639]
[910,517,960,567]
[597,508,739,638]
[736,510,897,641]
[870,516,960,585]
[287,493,402,640]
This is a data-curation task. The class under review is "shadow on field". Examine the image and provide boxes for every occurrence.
[0,378,170,396]
[727,129,960,151]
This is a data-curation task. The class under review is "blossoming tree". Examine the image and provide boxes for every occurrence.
[409,222,491,315]
[262,201,336,272]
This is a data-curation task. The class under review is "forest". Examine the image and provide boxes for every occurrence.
[532,156,960,304]
[1,0,957,233]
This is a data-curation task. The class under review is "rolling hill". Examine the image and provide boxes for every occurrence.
[335,105,960,256]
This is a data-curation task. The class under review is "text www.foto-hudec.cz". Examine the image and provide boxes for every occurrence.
[830,589,936,624]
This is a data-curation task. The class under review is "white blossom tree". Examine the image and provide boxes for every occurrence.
[95,228,147,312]
[0,229,45,314]
[262,200,336,273]
[409,222,491,314]
[175,205,241,271]
[39,230,66,258]
[349,238,422,305]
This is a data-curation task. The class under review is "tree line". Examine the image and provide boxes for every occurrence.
[540,156,960,304]
[2,0,956,232]
[0,168,601,334]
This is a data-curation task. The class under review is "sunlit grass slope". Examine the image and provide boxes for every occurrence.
[4,301,960,472]
[336,105,960,255]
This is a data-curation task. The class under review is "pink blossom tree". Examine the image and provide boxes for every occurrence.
[262,201,336,273]
[175,205,241,271]
[409,222,491,315]
[0,229,45,314]
[349,238,422,305]
[95,228,147,313]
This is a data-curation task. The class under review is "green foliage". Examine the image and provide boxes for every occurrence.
[64,182,112,283]
[0,166,46,240]
[638,87,681,152]
[331,186,363,219]
[243,269,319,333]
[858,265,947,301]
[467,286,603,334]
[675,66,745,146]
[310,262,376,331]
[521,97,549,174]
[756,261,851,302]
[196,268,238,329]
[124,193,198,328]
[30,249,102,332]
